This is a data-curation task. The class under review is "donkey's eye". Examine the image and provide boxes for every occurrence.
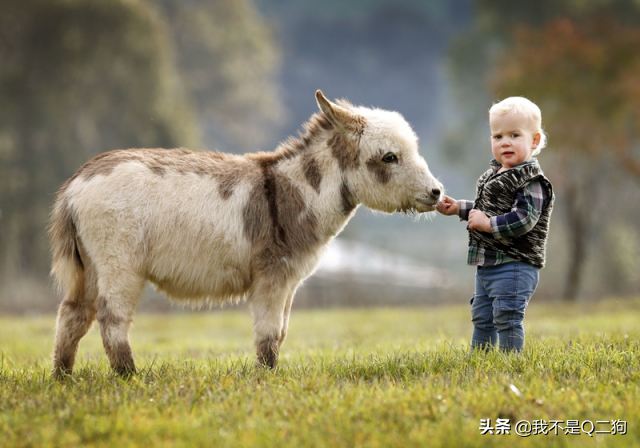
[382,153,398,163]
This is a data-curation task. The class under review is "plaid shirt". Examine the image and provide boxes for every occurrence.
[458,160,547,266]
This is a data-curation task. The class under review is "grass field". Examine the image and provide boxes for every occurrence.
[0,297,638,447]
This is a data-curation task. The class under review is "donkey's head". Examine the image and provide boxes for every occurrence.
[316,90,443,214]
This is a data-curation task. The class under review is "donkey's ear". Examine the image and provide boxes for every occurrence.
[316,90,364,135]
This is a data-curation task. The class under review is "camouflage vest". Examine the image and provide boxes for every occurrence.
[469,159,554,268]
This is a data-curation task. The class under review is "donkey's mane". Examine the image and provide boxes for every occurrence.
[270,99,357,161]
[271,113,333,161]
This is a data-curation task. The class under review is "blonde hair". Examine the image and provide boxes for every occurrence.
[489,97,547,156]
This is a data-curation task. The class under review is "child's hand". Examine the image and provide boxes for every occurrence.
[468,210,491,233]
[436,195,459,216]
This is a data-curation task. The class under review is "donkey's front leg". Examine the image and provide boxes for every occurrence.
[248,280,289,369]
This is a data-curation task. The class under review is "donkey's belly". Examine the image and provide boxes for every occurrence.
[147,262,251,302]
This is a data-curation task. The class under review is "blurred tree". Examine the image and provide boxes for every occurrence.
[154,0,285,152]
[446,0,640,301]
[0,0,198,299]
[602,222,640,294]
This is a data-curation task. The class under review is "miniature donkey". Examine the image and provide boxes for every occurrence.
[49,91,443,377]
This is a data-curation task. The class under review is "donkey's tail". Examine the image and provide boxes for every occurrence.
[48,195,84,301]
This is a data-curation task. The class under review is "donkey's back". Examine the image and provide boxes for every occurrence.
[58,148,260,302]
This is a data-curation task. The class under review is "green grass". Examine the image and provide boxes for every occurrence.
[1,298,639,447]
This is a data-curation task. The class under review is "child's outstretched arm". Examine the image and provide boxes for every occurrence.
[437,196,477,222]
[436,195,459,216]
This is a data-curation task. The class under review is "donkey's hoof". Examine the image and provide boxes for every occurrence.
[52,367,72,381]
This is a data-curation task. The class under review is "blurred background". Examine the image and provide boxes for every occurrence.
[1,0,639,313]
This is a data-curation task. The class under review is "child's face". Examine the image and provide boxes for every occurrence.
[489,112,540,169]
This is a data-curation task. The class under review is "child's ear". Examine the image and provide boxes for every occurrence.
[532,132,541,148]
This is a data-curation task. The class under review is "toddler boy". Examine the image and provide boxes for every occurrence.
[437,97,554,351]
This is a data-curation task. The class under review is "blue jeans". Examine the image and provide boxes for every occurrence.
[471,261,540,351]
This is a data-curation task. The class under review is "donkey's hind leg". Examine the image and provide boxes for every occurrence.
[96,273,145,376]
[52,263,99,379]
[278,288,296,348]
